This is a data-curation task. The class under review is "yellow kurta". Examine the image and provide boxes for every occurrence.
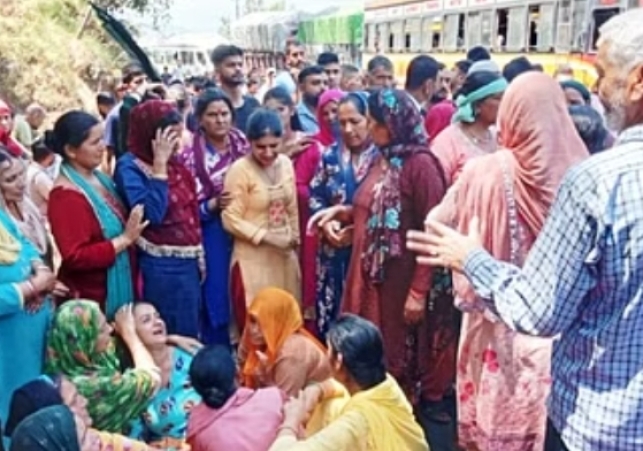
[222,154,301,307]
[269,375,429,451]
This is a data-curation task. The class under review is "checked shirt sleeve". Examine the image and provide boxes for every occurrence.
[463,170,599,337]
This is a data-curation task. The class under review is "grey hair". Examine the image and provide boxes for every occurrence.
[597,8,643,73]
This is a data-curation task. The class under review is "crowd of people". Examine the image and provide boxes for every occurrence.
[0,6,642,451]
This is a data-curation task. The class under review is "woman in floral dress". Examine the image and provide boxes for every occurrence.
[309,92,377,338]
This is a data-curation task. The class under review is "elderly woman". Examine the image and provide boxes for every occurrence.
[114,100,203,338]
[45,300,161,434]
[222,109,301,332]
[48,111,145,318]
[268,315,428,451]
[309,90,455,437]
[309,92,378,338]
[180,89,250,345]
[431,71,507,187]
[0,148,56,443]
[410,72,588,450]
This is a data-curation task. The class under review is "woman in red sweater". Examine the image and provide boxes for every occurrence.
[47,111,146,318]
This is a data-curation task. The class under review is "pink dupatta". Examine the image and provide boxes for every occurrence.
[314,89,344,147]
[438,72,588,303]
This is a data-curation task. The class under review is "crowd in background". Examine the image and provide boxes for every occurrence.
[0,7,643,451]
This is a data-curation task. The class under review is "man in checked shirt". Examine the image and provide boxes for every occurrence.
[407,8,643,451]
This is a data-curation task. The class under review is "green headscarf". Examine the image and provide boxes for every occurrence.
[45,300,156,434]
[452,75,508,123]
[560,80,591,104]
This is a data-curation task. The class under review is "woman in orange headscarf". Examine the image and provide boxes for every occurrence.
[240,287,331,396]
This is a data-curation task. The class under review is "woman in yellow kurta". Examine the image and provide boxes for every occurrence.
[222,109,301,333]
[269,315,428,451]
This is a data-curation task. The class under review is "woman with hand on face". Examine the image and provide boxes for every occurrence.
[48,112,145,319]
[222,108,301,334]
[128,302,201,450]
[263,86,323,331]
[309,92,378,338]
[114,100,203,338]
[46,301,161,434]
[180,89,250,346]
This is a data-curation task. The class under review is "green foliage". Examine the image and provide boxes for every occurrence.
[0,0,127,110]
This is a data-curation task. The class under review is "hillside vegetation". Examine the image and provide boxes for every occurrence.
[0,0,123,111]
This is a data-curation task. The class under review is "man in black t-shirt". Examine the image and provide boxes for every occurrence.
[211,45,259,133]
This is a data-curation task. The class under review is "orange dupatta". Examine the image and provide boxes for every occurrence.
[240,287,325,388]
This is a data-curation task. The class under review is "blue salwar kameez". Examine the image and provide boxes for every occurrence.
[179,128,249,347]
[199,209,233,346]
[0,210,52,449]
[115,153,203,338]
[309,142,378,337]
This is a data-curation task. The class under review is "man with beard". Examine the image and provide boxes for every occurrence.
[275,39,307,99]
[211,44,260,132]
[408,8,643,451]
[295,65,327,133]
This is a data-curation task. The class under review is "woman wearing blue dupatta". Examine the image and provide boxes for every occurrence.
[309,92,378,338]
[48,112,146,319]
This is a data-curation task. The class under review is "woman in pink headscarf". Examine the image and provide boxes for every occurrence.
[315,89,344,148]
[0,100,26,157]
[426,72,588,450]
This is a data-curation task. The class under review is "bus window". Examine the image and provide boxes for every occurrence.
[466,12,483,49]
[443,13,460,51]
[406,18,422,51]
[507,5,528,51]
[537,3,557,51]
[591,7,620,49]
[377,22,389,52]
[555,0,572,51]
[391,20,404,51]
[496,8,509,50]
[367,23,377,52]
[528,6,540,50]
[422,16,434,50]
[481,10,493,48]
[432,18,443,49]
[571,0,588,51]
[457,13,466,49]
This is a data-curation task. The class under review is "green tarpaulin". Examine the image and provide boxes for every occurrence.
[298,8,364,45]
